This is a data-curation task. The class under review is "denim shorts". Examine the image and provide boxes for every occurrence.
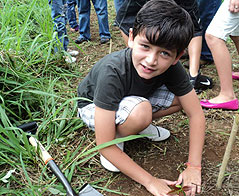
[206,0,239,41]
[78,85,174,130]
[115,0,202,37]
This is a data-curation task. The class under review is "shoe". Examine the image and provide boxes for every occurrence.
[189,72,213,94]
[200,99,239,110]
[65,56,76,63]
[139,124,170,141]
[232,72,239,80]
[100,38,110,44]
[75,37,90,44]
[67,49,79,56]
[113,21,118,27]
[100,142,124,172]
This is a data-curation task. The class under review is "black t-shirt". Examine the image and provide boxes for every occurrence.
[77,48,192,111]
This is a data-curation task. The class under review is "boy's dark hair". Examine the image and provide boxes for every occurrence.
[133,0,194,55]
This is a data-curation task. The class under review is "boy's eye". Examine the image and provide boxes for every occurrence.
[160,51,170,56]
[141,44,149,49]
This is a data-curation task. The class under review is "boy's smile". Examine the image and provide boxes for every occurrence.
[128,30,182,80]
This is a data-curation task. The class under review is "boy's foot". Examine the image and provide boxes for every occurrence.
[139,124,170,141]
[189,72,213,94]
[100,142,124,172]
[67,49,79,56]
[100,38,110,44]
[75,37,90,44]
[65,56,76,63]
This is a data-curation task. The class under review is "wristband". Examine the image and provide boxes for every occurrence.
[185,162,202,170]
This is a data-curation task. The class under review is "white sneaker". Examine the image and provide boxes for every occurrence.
[100,142,124,172]
[65,56,76,63]
[139,124,170,141]
[67,49,79,56]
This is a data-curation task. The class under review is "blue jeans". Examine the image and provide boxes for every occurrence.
[114,0,125,13]
[197,0,221,61]
[49,0,69,51]
[76,0,111,40]
[67,0,78,29]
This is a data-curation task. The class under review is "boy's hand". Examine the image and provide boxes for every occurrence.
[177,168,201,196]
[146,177,177,196]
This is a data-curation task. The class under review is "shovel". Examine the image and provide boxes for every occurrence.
[18,122,103,196]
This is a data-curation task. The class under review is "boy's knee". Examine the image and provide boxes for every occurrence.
[129,101,152,128]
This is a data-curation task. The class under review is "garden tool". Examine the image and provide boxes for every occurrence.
[18,122,103,196]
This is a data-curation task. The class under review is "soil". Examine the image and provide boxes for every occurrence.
[68,3,239,196]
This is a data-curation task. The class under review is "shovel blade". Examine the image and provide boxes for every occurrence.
[78,184,103,196]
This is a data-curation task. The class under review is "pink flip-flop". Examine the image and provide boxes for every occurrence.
[232,72,239,80]
[200,99,239,110]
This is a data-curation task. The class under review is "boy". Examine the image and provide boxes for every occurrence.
[116,0,213,94]
[77,0,205,195]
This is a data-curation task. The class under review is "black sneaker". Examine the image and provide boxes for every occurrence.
[189,72,213,94]
[75,37,90,44]
[100,38,110,44]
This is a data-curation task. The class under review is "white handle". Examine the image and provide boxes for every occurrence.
[29,136,53,164]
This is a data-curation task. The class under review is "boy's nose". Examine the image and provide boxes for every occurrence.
[145,53,157,66]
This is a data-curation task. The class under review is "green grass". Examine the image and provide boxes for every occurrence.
[0,0,142,195]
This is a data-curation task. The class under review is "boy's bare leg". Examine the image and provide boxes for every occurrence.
[117,96,182,137]
[188,36,202,77]
[117,101,152,137]
[152,96,182,119]
[206,33,236,103]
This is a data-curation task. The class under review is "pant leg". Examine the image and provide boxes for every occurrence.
[197,0,221,61]
[114,0,125,13]
[115,0,147,36]
[76,0,91,40]
[50,0,69,51]
[67,0,78,29]
[92,0,111,39]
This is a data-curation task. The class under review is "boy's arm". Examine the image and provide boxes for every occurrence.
[178,89,205,195]
[94,106,175,196]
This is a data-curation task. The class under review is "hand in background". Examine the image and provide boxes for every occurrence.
[229,0,239,13]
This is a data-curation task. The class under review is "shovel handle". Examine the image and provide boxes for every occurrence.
[29,136,53,164]
[29,137,78,196]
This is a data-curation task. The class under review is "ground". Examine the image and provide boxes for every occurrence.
[67,3,239,196]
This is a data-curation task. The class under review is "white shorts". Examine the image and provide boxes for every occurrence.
[206,0,239,41]
[78,85,175,130]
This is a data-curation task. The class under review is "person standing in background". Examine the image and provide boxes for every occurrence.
[67,0,79,32]
[49,0,79,63]
[200,0,239,110]
[114,0,125,13]
[197,0,221,65]
[75,0,111,44]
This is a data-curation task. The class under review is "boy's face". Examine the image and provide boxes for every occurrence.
[128,29,183,80]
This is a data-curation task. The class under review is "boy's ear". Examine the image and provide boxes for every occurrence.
[128,28,134,48]
[172,50,185,65]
